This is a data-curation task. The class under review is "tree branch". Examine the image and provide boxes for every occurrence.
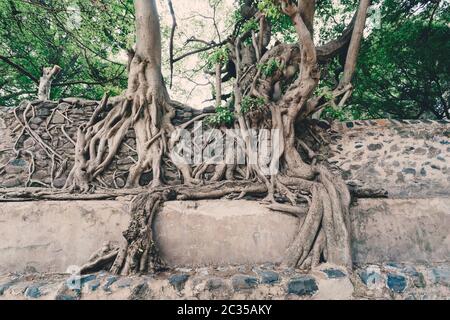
[0,55,39,83]
[339,0,371,88]
[167,0,177,88]
[173,39,228,64]
[316,14,356,63]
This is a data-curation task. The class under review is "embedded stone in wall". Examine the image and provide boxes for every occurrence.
[4,262,447,300]
[329,119,450,197]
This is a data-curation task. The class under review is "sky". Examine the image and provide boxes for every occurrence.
[158,0,236,109]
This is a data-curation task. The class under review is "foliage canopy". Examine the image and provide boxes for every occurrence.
[0,0,448,120]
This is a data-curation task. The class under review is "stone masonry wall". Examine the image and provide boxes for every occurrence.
[0,102,449,196]
[329,119,450,197]
[1,262,448,300]
[0,100,211,188]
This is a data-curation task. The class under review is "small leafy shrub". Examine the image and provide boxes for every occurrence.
[258,58,281,77]
[206,47,229,69]
[314,85,334,101]
[242,18,259,33]
[206,106,235,126]
[240,96,265,114]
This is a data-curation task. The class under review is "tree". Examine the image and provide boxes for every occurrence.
[64,0,192,191]
[0,0,134,106]
[2,0,375,275]
[349,0,450,120]
[68,0,374,275]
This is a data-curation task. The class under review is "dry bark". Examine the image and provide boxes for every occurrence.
[38,65,61,101]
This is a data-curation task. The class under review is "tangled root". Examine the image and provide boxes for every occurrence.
[79,164,351,275]
[282,165,352,270]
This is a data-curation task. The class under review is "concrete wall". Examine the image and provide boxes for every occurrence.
[1,198,448,273]
[158,198,450,266]
[351,198,450,265]
[0,201,129,273]
[154,200,300,266]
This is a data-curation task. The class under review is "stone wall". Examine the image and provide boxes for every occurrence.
[0,100,211,188]
[1,103,449,194]
[329,119,450,197]
[0,261,449,300]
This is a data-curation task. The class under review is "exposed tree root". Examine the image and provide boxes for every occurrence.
[78,181,269,275]
[281,166,353,270]
[74,164,352,276]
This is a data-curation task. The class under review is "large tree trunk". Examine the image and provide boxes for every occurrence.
[64,0,193,192]
[125,0,168,188]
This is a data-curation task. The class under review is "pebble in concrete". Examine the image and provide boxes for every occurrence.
[386,274,407,293]
[257,270,280,285]
[402,266,426,288]
[80,274,96,287]
[359,267,383,289]
[232,275,259,291]
[322,268,346,279]
[430,266,450,286]
[88,280,101,291]
[206,278,227,291]
[25,285,42,299]
[102,276,118,292]
[0,279,18,295]
[55,283,81,301]
[169,274,189,291]
[129,282,150,300]
[115,277,133,288]
[287,276,318,296]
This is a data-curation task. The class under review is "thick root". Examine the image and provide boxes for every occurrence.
[283,184,324,267]
[283,166,352,270]
[79,164,352,275]
[100,181,269,275]
[116,192,168,274]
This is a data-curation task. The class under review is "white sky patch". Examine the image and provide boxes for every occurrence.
[66,4,82,31]
[158,0,236,109]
